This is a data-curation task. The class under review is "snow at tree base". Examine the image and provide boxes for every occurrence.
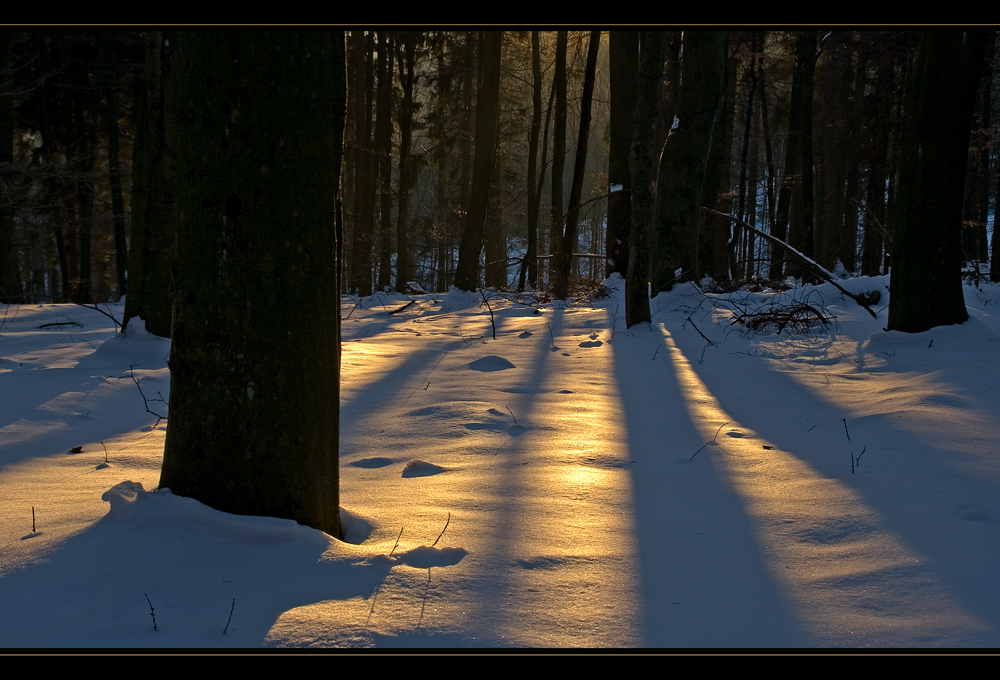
[4,274,1000,648]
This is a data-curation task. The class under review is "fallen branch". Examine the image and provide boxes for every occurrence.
[685,315,716,346]
[386,300,416,315]
[732,302,830,335]
[703,207,878,318]
[145,593,158,631]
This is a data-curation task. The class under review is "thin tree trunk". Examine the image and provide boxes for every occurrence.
[395,32,415,293]
[0,30,22,303]
[350,31,374,295]
[770,32,808,280]
[861,33,892,277]
[375,32,394,292]
[453,31,502,292]
[519,30,543,291]
[818,31,846,271]
[625,31,664,328]
[99,32,128,301]
[963,31,994,266]
[554,31,600,300]
[606,31,638,280]
[549,31,567,287]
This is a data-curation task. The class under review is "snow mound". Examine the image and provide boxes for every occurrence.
[401,460,447,477]
[349,457,395,468]
[438,286,481,313]
[468,355,515,371]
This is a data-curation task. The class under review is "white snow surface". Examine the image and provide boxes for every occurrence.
[4,278,1000,648]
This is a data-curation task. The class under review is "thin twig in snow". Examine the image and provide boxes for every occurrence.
[431,513,451,547]
[389,526,403,558]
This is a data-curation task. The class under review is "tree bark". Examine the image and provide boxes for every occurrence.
[649,31,726,295]
[350,31,375,296]
[123,30,177,337]
[606,31,638,280]
[625,31,664,328]
[553,31,600,300]
[160,31,344,538]
[375,32,394,293]
[519,30,544,291]
[888,31,986,333]
[548,31,567,287]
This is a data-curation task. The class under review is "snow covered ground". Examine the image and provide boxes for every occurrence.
[3,274,1000,648]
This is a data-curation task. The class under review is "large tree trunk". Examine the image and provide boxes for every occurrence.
[453,31,502,292]
[888,31,986,333]
[123,30,177,337]
[160,31,345,538]
[649,31,727,295]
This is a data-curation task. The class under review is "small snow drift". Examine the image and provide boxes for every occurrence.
[407,401,515,437]
[349,457,395,468]
[402,460,447,478]
[468,355,515,372]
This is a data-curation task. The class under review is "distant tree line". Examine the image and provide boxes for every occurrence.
[1,30,996,329]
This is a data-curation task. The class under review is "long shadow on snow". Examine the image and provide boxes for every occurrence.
[662,314,1000,644]
[607,320,805,647]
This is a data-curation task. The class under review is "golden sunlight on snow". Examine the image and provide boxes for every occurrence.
[271,309,641,647]
[660,329,988,646]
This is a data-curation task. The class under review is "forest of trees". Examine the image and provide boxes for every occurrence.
[1,30,996,318]
[0,28,992,531]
